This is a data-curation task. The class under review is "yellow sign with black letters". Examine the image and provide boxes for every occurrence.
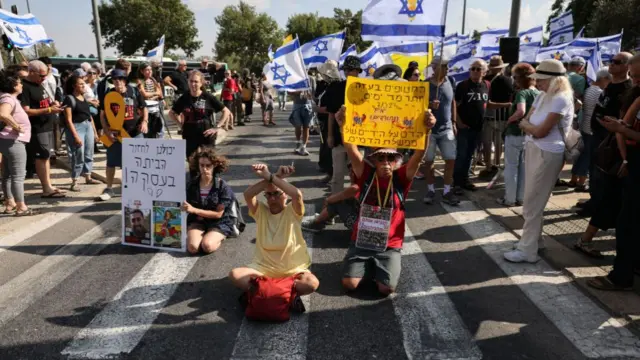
[343,77,429,150]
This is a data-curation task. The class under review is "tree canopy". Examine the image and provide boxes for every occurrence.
[214,1,283,74]
[286,13,340,45]
[92,0,202,56]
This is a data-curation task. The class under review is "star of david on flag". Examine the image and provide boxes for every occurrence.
[523,36,531,43]
[270,63,291,85]
[300,30,346,68]
[15,27,32,43]
[361,0,447,42]
[314,40,328,54]
[366,63,378,75]
[399,0,424,19]
[0,9,52,48]
[263,37,310,91]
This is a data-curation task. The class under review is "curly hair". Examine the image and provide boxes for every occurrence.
[189,146,229,175]
[511,62,536,89]
[0,72,21,94]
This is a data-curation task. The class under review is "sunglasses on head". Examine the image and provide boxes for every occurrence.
[376,154,398,162]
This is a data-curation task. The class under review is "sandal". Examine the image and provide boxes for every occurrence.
[70,182,81,192]
[41,189,66,198]
[3,207,16,214]
[15,208,39,217]
[587,276,632,291]
[573,238,604,259]
[85,178,100,185]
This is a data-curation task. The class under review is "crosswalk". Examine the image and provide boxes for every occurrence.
[1,194,639,360]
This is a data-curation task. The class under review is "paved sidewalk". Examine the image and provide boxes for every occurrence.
[434,161,640,324]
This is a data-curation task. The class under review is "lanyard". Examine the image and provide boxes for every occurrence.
[375,174,393,208]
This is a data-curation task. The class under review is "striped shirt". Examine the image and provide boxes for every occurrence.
[581,86,602,135]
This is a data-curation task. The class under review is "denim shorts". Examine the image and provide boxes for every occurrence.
[106,133,144,168]
[424,129,457,162]
[289,104,313,127]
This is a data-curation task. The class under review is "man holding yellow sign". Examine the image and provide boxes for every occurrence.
[98,69,149,201]
[334,65,436,295]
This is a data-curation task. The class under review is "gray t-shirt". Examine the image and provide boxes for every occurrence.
[429,80,454,134]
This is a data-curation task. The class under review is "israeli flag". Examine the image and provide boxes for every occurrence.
[549,10,573,34]
[598,33,622,63]
[519,44,539,63]
[358,44,392,78]
[536,43,569,63]
[434,36,459,59]
[377,41,429,56]
[448,48,474,83]
[361,0,448,42]
[478,28,508,58]
[566,38,597,59]
[519,26,543,46]
[339,44,357,79]
[0,9,52,48]
[263,38,310,91]
[300,30,346,68]
[146,35,165,62]
[548,25,574,46]
[586,42,603,83]
[267,44,274,60]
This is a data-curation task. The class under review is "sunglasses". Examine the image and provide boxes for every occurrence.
[264,191,283,199]
[611,59,626,65]
[470,67,482,72]
[376,154,399,162]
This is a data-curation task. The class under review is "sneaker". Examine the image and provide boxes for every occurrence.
[442,191,460,206]
[325,215,336,225]
[423,190,436,205]
[301,216,325,233]
[294,143,301,153]
[98,188,115,201]
[298,147,310,156]
[503,249,540,263]
[414,171,425,180]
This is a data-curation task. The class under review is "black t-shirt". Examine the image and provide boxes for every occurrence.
[591,79,633,141]
[101,87,147,138]
[20,79,56,134]
[315,80,330,124]
[170,71,189,93]
[489,75,514,121]
[324,80,347,146]
[198,67,211,83]
[171,92,224,139]
[63,95,92,123]
[455,79,490,130]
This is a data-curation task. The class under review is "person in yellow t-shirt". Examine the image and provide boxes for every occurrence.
[229,164,319,295]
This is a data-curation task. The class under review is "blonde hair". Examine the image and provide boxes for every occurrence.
[538,75,573,108]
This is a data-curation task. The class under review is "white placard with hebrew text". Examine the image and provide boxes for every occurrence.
[122,138,187,252]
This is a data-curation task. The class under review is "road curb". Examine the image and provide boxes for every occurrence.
[54,129,231,185]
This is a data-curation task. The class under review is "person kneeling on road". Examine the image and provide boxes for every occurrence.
[182,147,237,255]
[335,92,436,295]
[229,164,319,316]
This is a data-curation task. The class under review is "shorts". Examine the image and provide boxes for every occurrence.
[342,245,402,288]
[106,134,144,168]
[188,221,225,236]
[223,100,234,110]
[30,131,54,160]
[424,129,456,162]
[327,198,359,229]
[289,104,312,127]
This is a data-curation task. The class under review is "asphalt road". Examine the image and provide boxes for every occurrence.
[0,108,639,360]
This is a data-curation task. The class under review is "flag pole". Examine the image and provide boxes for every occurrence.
[435,0,450,99]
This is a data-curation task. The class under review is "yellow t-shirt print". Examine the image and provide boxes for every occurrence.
[248,202,311,278]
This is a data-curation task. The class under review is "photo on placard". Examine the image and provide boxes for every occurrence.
[124,206,152,245]
[152,201,182,249]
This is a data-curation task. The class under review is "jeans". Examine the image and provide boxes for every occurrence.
[571,132,592,177]
[503,135,526,203]
[453,127,481,186]
[0,138,27,202]
[65,121,95,179]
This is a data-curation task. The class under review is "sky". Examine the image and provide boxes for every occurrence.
[1,0,554,58]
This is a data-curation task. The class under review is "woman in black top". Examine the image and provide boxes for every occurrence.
[182,147,236,255]
[169,71,232,160]
[62,75,100,191]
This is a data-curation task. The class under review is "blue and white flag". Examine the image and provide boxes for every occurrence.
[377,41,429,56]
[300,30,346,68]
[361,0,448,42]
[519,44,539,63]
[447,48,474,83]
[358,44,392,78]
[586,42,603,83]
[339,44,358,79]
[0,9,52,48]
[575,27,585,39]
[519,26,543,46]
[566,38,597,59]
[536,43,569,63]
[267,44,274,60]
[478,28,508,58]
[263,38,310,91]
[434,35,460,59]
[548,25,574,46]
[597,32,622,63]
[549,10,573,34]
[146,35,165,62]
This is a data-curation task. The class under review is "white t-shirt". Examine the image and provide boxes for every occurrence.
[526,92,574,153]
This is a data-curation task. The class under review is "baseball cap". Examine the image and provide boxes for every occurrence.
[72,68,86,77]
[111,69,128,79]
[569,56,586,66]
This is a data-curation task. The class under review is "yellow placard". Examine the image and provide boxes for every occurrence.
[99,91,131,147]
[343,77,430,150]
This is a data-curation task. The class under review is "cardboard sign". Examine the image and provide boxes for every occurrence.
[99,92,131,147]
[343,77,429,150]
[122,138,187,252]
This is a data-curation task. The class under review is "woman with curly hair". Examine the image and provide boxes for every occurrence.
[181,147,237,255]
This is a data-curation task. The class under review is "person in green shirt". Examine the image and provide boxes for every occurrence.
[497,63,540,206]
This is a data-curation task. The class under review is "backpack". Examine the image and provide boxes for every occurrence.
[241,275,303,322]
[214,177,246,237]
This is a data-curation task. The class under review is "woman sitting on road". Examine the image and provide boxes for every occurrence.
[0,72,37,216]
[169,70,232,161]
[229,164,319,296]
[182,147,237,255]
[334,97,437,296]
[503,59,574,263]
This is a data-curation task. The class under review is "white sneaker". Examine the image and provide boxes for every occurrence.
[503,249,540,263]
[299,147,310,156]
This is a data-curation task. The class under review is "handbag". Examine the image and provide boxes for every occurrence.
[242,275,302,322]
[558,120,583,163]
[595,133,623,176]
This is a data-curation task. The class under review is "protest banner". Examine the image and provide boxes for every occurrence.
[343,77,429,150]
[122,138,187,252]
